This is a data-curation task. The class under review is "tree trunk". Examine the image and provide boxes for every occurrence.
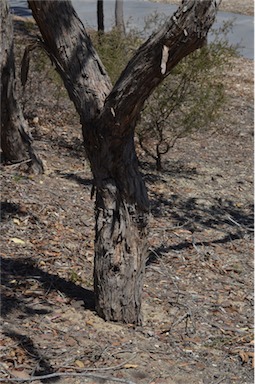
[115,0,125,35]
[89,128,149,323]
[97,0,104,35]
[0,0,43,173]
[28,0,221,324]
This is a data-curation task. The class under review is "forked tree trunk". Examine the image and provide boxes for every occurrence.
[0,0,43,173]
[28,0,221,324]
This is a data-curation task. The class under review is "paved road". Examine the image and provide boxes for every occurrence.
[9,0,254,59]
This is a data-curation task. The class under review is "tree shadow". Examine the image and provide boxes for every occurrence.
[55,170,93,187]
[1,201,24,220]
[2,329,58,382]
[150,191,254,230]
[140,159,198,185]
[50,135,85,160]
[147,192,253,264]
[1,256,95,317]
[1,256,95,381]
[170,196,254,231]
[1,293,51,318]
[146,230,244,264]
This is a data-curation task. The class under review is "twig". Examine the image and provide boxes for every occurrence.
[191,237,202,255]
[148,248,181,298]
[210,377,226,384]
[210,321,250,334]
[83,352,137,371]
[0,372,136,383]
[161,312,190,334]
[0,354,137,383]
[4,159,32,168]
[227,215,254,232]
[154,220,192,231]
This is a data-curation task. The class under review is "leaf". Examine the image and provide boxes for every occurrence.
[250,353,255,368]
[239,350,253,364]
[9,370,30,379]
[10,238,25,245]
[123,364,138,369]
[75,360,85,368]
[13,218,21,225]
[86,320,94,326]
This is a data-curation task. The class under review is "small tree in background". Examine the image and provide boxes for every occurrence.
[137,23,237,171]
[115,0,125,35]
[97,0,104,35]
[92,18,236,172]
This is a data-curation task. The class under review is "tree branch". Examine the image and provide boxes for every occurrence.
[28,0,112,121]
[28,0,221,142]
[0,372,135,383]
[100,0,222,137]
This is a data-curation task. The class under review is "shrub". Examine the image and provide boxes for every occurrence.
[91,26,141,84]
[136,21,237,171]
[91,16,237,172]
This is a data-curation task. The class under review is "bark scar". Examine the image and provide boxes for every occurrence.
[161,45,169,75]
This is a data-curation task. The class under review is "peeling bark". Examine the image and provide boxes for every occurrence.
[0,0,43,173]
[28,0,221,323]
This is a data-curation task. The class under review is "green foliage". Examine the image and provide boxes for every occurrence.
[136,21,237,171]
[91,27,141,84]
[90,17,237,171]
[69,269,83,284]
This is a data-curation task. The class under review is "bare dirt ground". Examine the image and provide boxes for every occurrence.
[0,8,254,384]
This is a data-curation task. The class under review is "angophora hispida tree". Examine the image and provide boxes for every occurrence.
[26,0,221,324]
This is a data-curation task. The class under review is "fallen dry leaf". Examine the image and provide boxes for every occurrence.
[123,364,138,369]
[9,369,30,379]
[10,237,25,245]
[13,218,21,225]
[239,350,254,365]
[75,360,85,368]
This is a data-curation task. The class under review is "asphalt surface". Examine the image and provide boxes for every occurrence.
[9,0,254,59]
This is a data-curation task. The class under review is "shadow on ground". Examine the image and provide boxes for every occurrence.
[1,256,95,381]
[1,256,95,317]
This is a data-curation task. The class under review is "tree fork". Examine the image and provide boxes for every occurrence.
[28,0,221,323]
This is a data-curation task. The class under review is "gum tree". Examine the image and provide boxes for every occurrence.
[27,0,221,324]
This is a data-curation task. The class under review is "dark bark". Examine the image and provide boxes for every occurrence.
[28,0,221,324]
[97,0,104,35]
[92,131,149,323]
[0,0,43,173]
[115,0,125,35]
